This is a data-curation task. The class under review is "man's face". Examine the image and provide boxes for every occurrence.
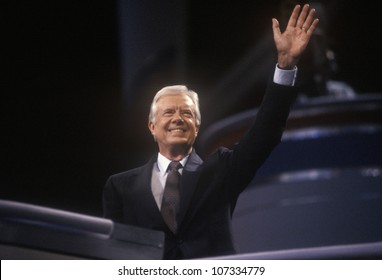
[148,93,199,155]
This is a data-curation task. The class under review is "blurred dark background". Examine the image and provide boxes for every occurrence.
[2,0,381,216]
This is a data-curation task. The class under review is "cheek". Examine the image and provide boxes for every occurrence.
[155,119,167,129]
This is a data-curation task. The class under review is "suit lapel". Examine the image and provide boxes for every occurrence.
[177,150,203,228]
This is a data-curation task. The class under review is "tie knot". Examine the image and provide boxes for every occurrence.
[168,161,182,172]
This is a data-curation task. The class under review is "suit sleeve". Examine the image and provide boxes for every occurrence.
[227,81,299,195]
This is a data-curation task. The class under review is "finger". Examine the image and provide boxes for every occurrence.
[306,18,319,36]
[287,4,301,27]
[272,18,281,37]
[296,4,310,28]
[302,8,316,30]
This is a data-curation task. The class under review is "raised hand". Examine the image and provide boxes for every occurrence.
[272,4,319,69]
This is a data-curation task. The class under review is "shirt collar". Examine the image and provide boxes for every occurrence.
[157,153,189,176]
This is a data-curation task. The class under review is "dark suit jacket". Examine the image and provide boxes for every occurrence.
[103,81,298,259]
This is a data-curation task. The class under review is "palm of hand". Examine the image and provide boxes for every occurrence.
[272,4,319,68]
[275,25,311,60]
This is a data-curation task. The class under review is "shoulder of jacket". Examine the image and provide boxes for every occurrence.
[110,165,146,179]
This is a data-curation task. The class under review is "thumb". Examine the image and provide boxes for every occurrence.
[272,18,281,37]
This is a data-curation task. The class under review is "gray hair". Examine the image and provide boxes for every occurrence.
[148,85,201,126]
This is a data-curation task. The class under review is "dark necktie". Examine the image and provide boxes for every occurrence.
[161,161,182,233]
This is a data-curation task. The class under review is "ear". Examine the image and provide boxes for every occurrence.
[195,125,200,137]
[148,121,157,142]
[148,121,155,135]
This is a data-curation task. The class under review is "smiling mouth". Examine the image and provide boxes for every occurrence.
[169,128,186,132]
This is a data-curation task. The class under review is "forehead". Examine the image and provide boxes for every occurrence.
[156,93,194,108]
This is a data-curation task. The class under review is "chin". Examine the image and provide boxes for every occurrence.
[167,139,193,147]
[168,139,189,146]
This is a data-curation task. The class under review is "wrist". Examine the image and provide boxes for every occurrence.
[276,63,297,71]
[277,63,295,70]
[277,54,298,70]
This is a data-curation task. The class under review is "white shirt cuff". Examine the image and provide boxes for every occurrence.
[273,64,297,86]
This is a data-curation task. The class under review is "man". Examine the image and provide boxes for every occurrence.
[103,4,319,259]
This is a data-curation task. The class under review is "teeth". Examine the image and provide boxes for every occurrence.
[170,129,184,132]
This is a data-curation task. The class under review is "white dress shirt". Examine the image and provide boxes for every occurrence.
[274,64,297,86]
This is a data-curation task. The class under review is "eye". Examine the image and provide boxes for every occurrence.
[182,110,193,117]
[163,109,174,116]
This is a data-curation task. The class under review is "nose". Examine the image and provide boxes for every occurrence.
[172,111,184,124]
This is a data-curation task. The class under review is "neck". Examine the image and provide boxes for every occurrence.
[160,146,192,161]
